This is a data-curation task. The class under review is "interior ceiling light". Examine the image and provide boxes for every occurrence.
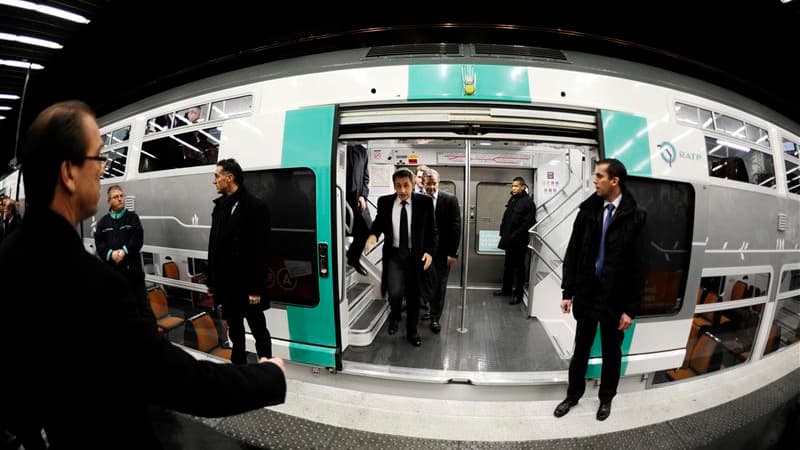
[0,94,21,100]
[0,31,63,49]
[0,0,90,24]
[0,59,44,70]
[0,106,11,110]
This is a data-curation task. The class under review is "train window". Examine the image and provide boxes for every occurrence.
[626,178,694,316]
[766,295,800,356]
[101,147,128,179]
[745,123,770,147]
[675,102,713,129]
[244,168,319,307]
[101,132,112,145]
[779,269,800,294]
[713,113,746,140]
[146,113,174,134]
[210,95,253,120]
[705,136,776,188]
[786,159,800,196]
[783,138,800,158]
[699,272,770,304]
[676,102,769,147]
[139,126,222,173]
[111,126,131,144]
[174,104,209,128]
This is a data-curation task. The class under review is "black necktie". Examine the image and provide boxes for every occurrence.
[399,200,409,257]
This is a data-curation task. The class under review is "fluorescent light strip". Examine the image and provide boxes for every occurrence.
[0,106,10,110]
[0,59,44,70]
[0,94,20,100]
[0,0,90,24]
[0,31,62,49]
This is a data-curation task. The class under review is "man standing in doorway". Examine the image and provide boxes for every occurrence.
[554,158,646,421]
[345,143,371,276]
[495,176,536,305]
[95,185,147,307]
[421,169,460,333]
[365,168,437,346]
[208,158,273,364]
[414,165,430,195]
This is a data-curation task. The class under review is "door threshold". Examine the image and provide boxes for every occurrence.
[340,360,568,386]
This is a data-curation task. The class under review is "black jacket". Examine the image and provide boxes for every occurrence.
[499,191,536,250]
[0,208,286,449]
[94,208,144,277]
[0,213,21,244]
[370,193,437,294]
[208,187,271,315]
[561,191,646,320]
[433,191,461,261]
[346,144,370,202]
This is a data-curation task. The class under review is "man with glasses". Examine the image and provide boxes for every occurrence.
[0,101,286,448]
[95,185,147,307]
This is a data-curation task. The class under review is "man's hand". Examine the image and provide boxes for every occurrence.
[258,357,286,375]
[357,196,367,213]
[447,256,457,267]
[422,253,433,271]
[561,299,572,314]
[364,235,378,254]
[618,313,632,331]
[249,294,261,305]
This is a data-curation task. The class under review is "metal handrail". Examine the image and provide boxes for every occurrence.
[535,150,574,216]
[541,204,580,240]
[528,233,563,282]
[531,185,583,234]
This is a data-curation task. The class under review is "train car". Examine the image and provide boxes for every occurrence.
[4,43,799,442]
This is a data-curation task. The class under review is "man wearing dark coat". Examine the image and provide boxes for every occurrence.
[94,185,147,306]
[207,158,272,364]
[495,176,536,304]
[0,101,286,449]
[345,143,372,276]
[554,158,646,421]
[365,168,437,347]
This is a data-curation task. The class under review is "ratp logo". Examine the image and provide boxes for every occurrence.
[658,142,677,167]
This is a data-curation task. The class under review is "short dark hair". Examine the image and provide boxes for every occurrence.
[216,158,244,186]
[21,101,95,210]
[598,158,628,188]
[107,185,123,196]
[392,168,415,184]
[512,176,526,186]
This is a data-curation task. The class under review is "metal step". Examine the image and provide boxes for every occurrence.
[349,298,390,346]
[347,282,374,320]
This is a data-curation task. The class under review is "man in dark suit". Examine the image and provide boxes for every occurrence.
[365,168,437,346]
[345,143,371,276]
[495,176,537,305]
[421,169,461,333]
[208,158,272,365]
[1,198,21,242]
[0,101,286,449]
[554,159,646,421]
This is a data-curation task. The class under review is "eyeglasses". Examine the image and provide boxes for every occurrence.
[80,154,109,167]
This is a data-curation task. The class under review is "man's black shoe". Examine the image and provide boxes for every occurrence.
[553,398,578,418]
[596,401,612,421]
[388,320,398,335]
[348,259,368,276]
[509,297,523,305]
[407,334,422,346]
[430,320,441,334]
[493,290,511,297]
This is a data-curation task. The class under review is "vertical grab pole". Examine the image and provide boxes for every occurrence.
[457,140,471,333]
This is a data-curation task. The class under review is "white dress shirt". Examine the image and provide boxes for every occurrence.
[391,196,412,249]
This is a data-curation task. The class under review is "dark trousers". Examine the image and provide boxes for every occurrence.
[226,306,272,364]
[385,251,419,336]
[429,257,451,321]
[501,245,528,299]
[346,197,370,263]
[566,314,624,403]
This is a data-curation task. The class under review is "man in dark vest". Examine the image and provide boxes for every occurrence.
[554,158,646,421]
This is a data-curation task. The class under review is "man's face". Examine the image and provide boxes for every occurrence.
[415,170,425,188]
[213,165,233,194]
[188,109,200,123]
[594,163,618,200]
[108,188,125,212]
[75,115,104,221]
[424,175,439,197]
[511,180,525,195]
[394,175,413,201]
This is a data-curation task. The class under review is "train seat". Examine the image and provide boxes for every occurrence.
[186,312,231,360]
[147,288,185,334]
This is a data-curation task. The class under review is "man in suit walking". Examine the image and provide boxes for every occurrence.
[345,143,371,276]
[554,158,646,421]
[365,168,437,346]
[421,169,461,334]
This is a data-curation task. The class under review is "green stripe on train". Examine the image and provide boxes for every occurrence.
[600,110,652,176]
[585,321,636,378]
[282,105,337,367]
[408,64,531,102]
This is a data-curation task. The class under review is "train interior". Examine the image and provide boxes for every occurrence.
[336,135,598,376]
